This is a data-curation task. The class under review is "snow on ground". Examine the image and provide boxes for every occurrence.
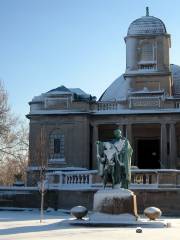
[0,209,180,240]
[0,209,71,240]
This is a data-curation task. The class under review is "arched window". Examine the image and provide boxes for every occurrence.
[49,129,65,161]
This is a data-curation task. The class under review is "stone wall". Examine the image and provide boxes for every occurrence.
[1,188,180,216]
[28,114,91,186]
[0,189,41,208]
[135,189,180,216]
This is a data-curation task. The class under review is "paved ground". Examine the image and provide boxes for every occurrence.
[0,210,180,240]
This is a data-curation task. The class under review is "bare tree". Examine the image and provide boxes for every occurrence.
[0,81,29,185]
[0,120,29,186]
[0,81,9,132]
[38,126,48,223]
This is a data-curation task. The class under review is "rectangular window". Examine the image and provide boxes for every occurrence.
[141,43,153,61]
[49,133,65,162]
[54,138,61,154]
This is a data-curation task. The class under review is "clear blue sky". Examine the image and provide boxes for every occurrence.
[0,0,180,119]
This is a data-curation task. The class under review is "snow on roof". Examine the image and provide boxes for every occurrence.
[31,95,45,102]
[48,86,90,97]
[99,75,128,102]
[93,108,180,115]
[27,166,88,171]
[69,88,88,95]
[129,88,164,95]
[48,85,71,93]
[31,86,92,103]
[70,88,92,100]
[28,109,90,116]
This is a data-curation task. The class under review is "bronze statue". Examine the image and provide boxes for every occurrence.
[96,129,133,189]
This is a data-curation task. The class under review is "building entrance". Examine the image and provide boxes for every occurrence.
[137,139,160,169]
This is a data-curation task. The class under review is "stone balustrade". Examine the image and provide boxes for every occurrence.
[47,170,96,189]
[97,101,119,111]
[63,172,91,185]
[131,169,180,188]
[46,169,180,190]
[130,170,158,188]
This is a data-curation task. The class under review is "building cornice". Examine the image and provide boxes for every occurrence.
[124,33,171,42]
[124,71,171,78]
[26,110,91,118]
[92,108,180,116]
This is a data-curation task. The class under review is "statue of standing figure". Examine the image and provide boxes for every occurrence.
[96,129,133,189]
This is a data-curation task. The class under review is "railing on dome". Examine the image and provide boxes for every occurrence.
[46,169,180,190]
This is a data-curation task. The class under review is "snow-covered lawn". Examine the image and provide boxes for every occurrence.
[0,209,72,240]
[0,209,180,240]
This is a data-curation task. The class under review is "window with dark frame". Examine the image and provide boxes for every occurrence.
[49,131,65,160]
[54,138,61,154]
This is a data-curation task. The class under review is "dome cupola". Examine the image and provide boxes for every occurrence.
[127,7,166,36]
[124,8,171,96]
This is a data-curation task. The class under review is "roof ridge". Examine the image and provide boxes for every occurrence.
[47,85,71,93]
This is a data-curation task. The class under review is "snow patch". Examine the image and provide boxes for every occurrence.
[94,188,133,199]
[71,206,87,213]
[93,188,133,211]
[89,212,136,222]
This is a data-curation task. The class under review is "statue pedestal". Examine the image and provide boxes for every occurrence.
[69,188,168,227]
[90,188,138,222]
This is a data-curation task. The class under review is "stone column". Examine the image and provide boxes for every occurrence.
[161,123,168,169]
[125,124,132,145]
[125,123,134,166]
[92,124,98,170]
[169,123,177,169]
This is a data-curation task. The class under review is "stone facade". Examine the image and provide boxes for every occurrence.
[27,9,180,186]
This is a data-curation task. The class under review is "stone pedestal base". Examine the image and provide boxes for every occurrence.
[91,188,138,221]
[89,212,137,222]
[69,188,168,228]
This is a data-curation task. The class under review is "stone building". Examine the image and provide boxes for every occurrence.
[27,8,180,186]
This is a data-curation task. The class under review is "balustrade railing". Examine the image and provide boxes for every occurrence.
[47,169,180,189]
[97,101,118,111]
[130,170,158,188]
[47,170,95,189]
[63,173,90,185]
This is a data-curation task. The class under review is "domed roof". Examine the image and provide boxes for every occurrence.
[171,64,180,96]
[99,75,128,101]
[127,8,166,36]
[100,65,180,102]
